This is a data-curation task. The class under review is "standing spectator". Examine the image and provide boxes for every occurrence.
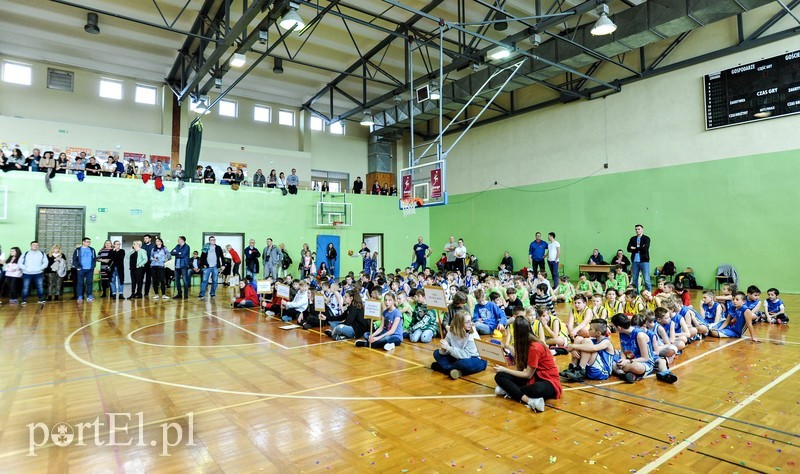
[45,244,67,301]
[243,239,261,281]
[19,240,47,305]
[412,236,431,271]
[170,236,190,299]
[4,247,23,303]
[321,180,329,192]
[443,236,457,272]
[262,238,281,280]
[198,236,225,299]
[528,232,548,276]
[56,153,69,174]
[127,240,147,299]
[277,172,288,195]
[286,168,299,194]
[40,151,57,178]
[627,224,652,292]
[226,244,241,280]
[141,234,155,297]
[150,237,171,299]
[252,169,266,187]
[71,237,96,303]
[278,243,291,278]
[97,240,113,297]
[267,169,277,188]
[203,165,216,184]
[352,176,363,194]
[454,239,467,275]
[109,240,125,299]
[85,157,102,176]
[545,232,561,287]
[326,242,337,277]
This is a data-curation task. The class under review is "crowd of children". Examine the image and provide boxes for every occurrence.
[229,264,786,413]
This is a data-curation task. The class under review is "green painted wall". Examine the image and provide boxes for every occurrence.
[0,173,427,277]
[430,149,800,293]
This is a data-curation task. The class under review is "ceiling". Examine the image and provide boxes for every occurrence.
[2,0,799,135]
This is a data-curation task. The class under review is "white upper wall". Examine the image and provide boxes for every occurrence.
[0,55,369,183]
[438,36,800,195]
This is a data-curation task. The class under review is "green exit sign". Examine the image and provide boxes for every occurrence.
[97,208,108,213]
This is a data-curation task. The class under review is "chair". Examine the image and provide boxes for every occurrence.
[714,264,738,292]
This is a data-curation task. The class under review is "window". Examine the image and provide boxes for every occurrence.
[278,109,295,126]
[135,84,157,104]
[330,121,345,135]
[254,105,271,122]
[99,79,123,100]
[309,116,324,131]
[219,99,237,117]
[2,61,32,85]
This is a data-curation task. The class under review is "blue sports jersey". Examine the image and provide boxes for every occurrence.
[743,298,760,312]
[726,300,735,315]
[702,302,720,324]
[725,305,748,337]
[659,320,675,341]
[671,313,685,334]
[585,337,618,380]
[619,327,654,361]
[767,298,784,314]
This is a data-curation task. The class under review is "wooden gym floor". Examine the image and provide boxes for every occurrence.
[0,289,797,473]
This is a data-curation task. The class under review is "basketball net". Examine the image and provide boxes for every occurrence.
[400,198,417,217]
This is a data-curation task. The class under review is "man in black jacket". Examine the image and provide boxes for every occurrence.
[244,239,261,281]
[627,224,651,292]
[198,236,226,298]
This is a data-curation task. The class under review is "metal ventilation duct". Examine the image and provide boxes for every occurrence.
[371,0,775,133]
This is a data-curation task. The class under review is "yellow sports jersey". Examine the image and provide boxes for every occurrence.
[533,317,569,341]
[624,298,643,316]
[601,301,621,319]
[572,306,590,324]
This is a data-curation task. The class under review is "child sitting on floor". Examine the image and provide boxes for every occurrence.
[355,292,403,350]
[561,319,619,382]
[408,288,439,343]
[431,309,487,379]
[566,294,594,340]
[553,276,576,303]
[708,291,760,342]
[765,288,788,324]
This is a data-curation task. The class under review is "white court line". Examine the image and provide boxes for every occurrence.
[760,337,800,346]
[637,362,800,474]
[206,311,289,349]
[127,315,271,349]
[563,338,744,392]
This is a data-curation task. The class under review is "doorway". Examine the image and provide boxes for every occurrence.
[362,233,384,273]
[316,235,340,278]
[108,232,161,290]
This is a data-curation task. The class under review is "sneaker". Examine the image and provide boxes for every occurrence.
[494,386,509,398]
[527,397,545,413]
[9,299,18,304]
[282,316,292,322]
[566,367,586,382]
[302,323,313,330]
[449,369,462,380]
[623,372,637,384]
[38,300,46,305]
[354,340,368,348]
[656,371,678,384]
[431,362,443,372]
[20,301,27,306]
[559,363,576,377]
[87,297,94,302]
[197,295,205,299]
[324,329,333,337]
[553,347,569,356]
[77,298,83,303]
[335,335,347,341]
[153,295,160,300]
[383,343,395,351]
[161,295,170,300]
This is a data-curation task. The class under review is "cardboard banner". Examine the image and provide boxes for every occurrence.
[423,285,447,310]
[474,340,509,366]
[401,174,413,198]
[364,299,382,320]
[430,168,442,199]
[314,293,325,312]
[274,283,291,299]
[256,280,272,294]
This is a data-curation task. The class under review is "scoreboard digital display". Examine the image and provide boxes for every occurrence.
[704,49,800,130]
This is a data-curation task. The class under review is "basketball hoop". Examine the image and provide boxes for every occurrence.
[331,220,344,228]
[400,198,417,217]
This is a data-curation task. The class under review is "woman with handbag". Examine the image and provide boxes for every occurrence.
[46,245,67,301]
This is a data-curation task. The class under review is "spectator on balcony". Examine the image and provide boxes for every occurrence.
[26,148,42,171]
[193,165,203,182]
[114,157,125,177]
[56,153,69,174]
[267,169,277,188]
[277,171,288,195]
[139,160,153,183]
[380,183,389,196]
[321,180,329,192]
[203,165,216,184]
[101,157,116,177]
[353,176,363,194]
[233,167,244,185]
[170,164,184,181]
[286,168,299,194]
[39,151,57,178]
[85,156,102,176]
[68,157,86,175]
[2,148,26,172]
[253,169,266,187]
[371,181,381,195]
[389,184,397,196]
[221,166,235,185]
[152,160,165,180]
[125,159,138,178]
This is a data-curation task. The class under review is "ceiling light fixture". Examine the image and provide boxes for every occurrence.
[230,53,246,68]
[279,2,305,31]
[488,45,512,60]
[258,29,268,44]
[84,12,100,34]
[273,57,284,74]
[193,95,210,114]
[590,4,617,36]
[360,110,375,127]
